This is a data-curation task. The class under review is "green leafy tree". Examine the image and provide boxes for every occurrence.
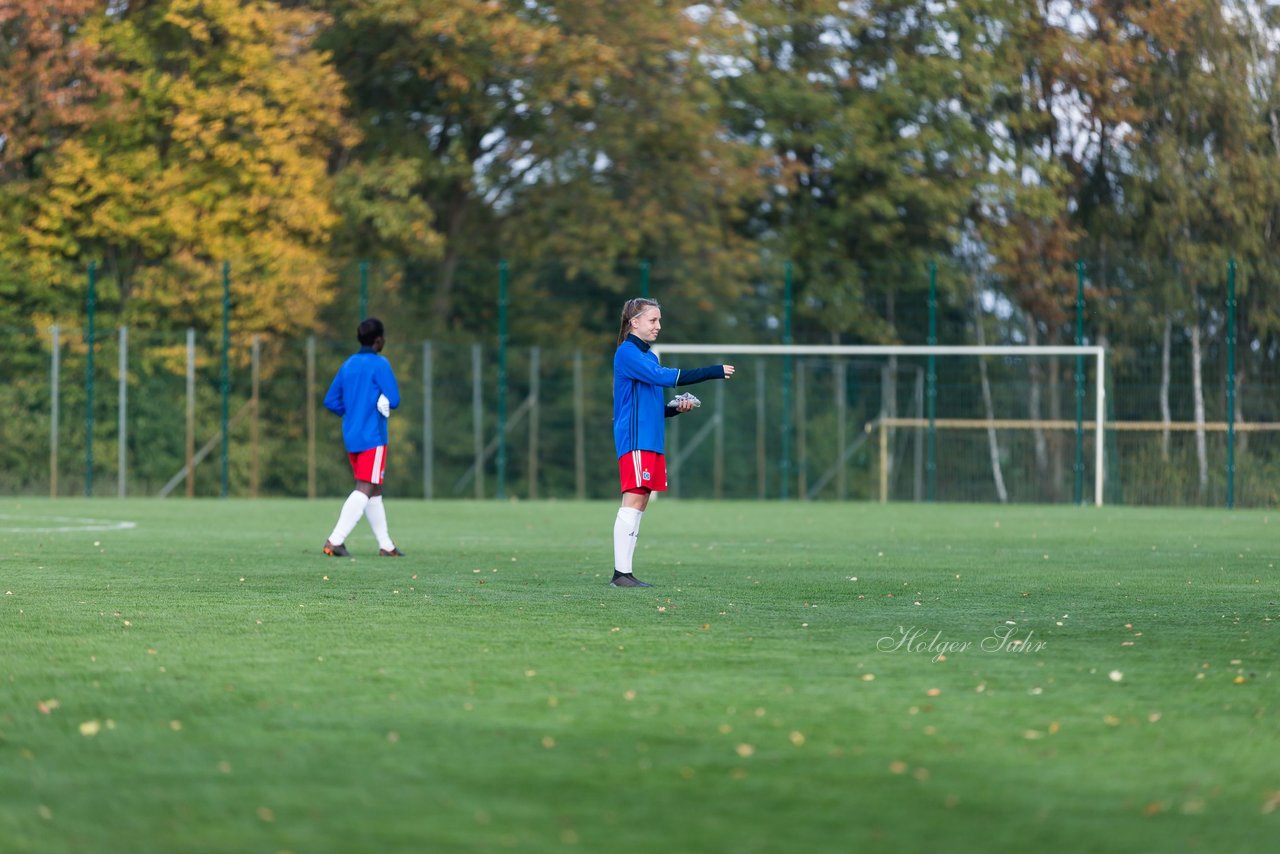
[18,0,359,342]
[720,0,997,344]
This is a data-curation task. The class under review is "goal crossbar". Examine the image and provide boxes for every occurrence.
[653,344,1107,506]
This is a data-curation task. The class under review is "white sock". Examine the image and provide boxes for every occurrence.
[328,491,370,546]
[629,510,644,567]
[364,495,395,552]
[613,506,643,574]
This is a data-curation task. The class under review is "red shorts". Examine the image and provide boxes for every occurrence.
[349,445,387,485]
[618,450,667,494]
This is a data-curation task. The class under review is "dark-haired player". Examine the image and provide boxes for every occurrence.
[322,317,404,557]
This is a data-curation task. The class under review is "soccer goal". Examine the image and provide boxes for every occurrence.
[652,343,1107,506]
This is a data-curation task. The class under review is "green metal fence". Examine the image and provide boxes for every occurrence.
[2,257,1274,506]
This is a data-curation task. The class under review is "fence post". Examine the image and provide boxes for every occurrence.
[50,325,60,498]
[496,260,508,500]
[780,260,793,499]
[423,340,434,500]
[186,328,196,498]
[926,261,937,503]
[306,335,316,499]
[879,419,888,504]
[528,346,540,499]
[714,367,725,499]
[86,261,96,497]
[472,343,484,499]
[118,325,128,498]
[756,358,766,499]
[1074,260,1086,505]
[573,351,585,500]
[251,335,260,498]
[1226,258,1237,509]
[835,360,847,500]
[640,260,650,299]
[795,358,807,499]
[220,261,230,498]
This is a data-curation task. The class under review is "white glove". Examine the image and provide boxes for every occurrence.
[668,392,701,409]
[377,394,390,418]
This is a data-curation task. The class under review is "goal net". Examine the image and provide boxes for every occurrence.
[651,344,1107,505]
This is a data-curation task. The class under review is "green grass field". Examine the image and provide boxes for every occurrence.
[1,498,1276,853]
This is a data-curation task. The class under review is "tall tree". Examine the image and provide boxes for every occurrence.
[0,0,121,327]
[1126,0,1251,497]
[17,0,359,339]
[322,0,618,334]
[720,0,996,344]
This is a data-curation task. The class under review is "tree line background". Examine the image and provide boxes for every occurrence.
[2,0,1278,503]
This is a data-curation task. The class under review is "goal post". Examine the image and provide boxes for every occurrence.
[652,343,1108,506]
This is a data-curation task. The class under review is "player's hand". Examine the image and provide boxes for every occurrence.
[669,392,700,413]
[377,394,390,418]
[723,364,735,378]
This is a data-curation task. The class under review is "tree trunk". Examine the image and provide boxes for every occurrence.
[1235,315,1248,452]
[884,291,897,488]
[1048,352,1063,501]
[1025,318,1048,490]
[1190,318,1208,498]
[974,283,1007,502]
[1235,364,1247,452]
[1160,315,1172,462]
[428,186,471,332]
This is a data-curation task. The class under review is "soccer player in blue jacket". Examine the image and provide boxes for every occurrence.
[322,317,404,557]
[611,298,734,587]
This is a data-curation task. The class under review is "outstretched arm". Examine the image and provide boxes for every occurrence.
[675,364,735,386]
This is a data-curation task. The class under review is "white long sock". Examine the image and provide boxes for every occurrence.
[328,491,370,546]
[613,506,643,574]
[629,509,644,567]
[364,495,395,552]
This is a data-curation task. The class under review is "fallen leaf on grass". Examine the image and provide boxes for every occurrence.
[78,720,101,737]
[1262,791,1280,814]
[735,743,755,758]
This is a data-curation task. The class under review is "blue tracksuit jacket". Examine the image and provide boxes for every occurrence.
[324,347,401,453]
[612,335,724,457]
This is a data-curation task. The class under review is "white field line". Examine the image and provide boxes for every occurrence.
[0,515,138,533]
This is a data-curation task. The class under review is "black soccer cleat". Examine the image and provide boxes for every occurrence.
[323,540,351,557]
[610,572,652,588]
[379,547,405,557]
